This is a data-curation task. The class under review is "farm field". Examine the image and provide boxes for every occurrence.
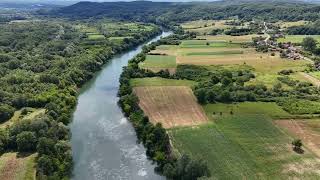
[275,119,320,157]
[181,20,247,35]
[197,34,266,43]
[169,115,320,179]
[277,35,320,43]
[203,102,291,120]
[139,55,177,73]
[276,21,309,29]
[0,153,36,180]
[130,77,196,87]
[133,86,208,128]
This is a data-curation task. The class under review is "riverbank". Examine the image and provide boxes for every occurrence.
[70,32,171,180]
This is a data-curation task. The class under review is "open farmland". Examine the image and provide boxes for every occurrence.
[276,21,309,29]
[197,34,266,43]
[203,102,291,120]
[133,86,208,128]
[139,55,176,73]
[0,153,36,180]
[177,48,310,74]
[181,20,247,35]
[277,35,320,43]
[275,119,320,158]
[130,77,196,87]
[169,115,320,179]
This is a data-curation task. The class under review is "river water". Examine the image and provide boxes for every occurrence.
[70,32,171,180]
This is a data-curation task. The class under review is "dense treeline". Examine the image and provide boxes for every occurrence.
[175,64,320,105]
[52,1,320,25]
[0,20,161,179]
[118,33,210,179]
[287,21,320,35]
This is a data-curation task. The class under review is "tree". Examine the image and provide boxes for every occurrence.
[16,131,37,152]
[302,37,317,52]
[195,88,207,104]
[37,137,56,156]
[292,139,303,153]
[0,104,15,123]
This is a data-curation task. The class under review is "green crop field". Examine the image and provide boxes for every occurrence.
[139,55,176,68]
[186,50,243,56]
[277,35,320,43]
[87,34,105,40]
[180,40,241,48]
[169,115,320,179]
[130,77,197,87]
[203,102,291,119]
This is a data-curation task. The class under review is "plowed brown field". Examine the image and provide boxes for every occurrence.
[133,86,208,128]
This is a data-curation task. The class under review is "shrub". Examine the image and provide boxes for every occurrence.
[0,104,15,123]
[16,131,37,152]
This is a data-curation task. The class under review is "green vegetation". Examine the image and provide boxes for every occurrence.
[130,77,196,87]
[277,98,320,115]
[180,40,241,48]
[186,50,243,56]
[169,115,320,179]
[0,19,160,179]
[139,55,176,69]
[119,33,210,179]
[203,102,291,119]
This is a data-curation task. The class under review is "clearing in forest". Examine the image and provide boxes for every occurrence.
[0,108,46,129]
[275,119,320,158]
[133,86,208,128]
[169,115,320,179]
[0,153,36,180]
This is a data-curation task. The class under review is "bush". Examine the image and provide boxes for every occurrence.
[0,104,15,123]
[16,131,37,152]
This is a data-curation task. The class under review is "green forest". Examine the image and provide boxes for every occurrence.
[1,0,320,179]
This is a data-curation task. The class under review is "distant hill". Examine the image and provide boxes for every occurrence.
[51,0,320,24]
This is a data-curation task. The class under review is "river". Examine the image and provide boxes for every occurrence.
[70,32,171,180]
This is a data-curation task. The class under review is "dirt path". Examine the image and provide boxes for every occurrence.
[275,119,320,158]
[299,72,320,87]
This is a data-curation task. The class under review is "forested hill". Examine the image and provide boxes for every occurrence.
[51,0,320,23]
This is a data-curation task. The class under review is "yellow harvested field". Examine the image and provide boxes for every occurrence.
[177,49,310,73]
[197,34,266,43]
[0,153,36,180]
[181,20,230,29]
[275,21,309,29]
[133,86,208,128]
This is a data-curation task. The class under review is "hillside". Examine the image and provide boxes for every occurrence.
[52,0,320,24]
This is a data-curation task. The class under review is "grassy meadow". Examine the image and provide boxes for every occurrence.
[130,77,196,87]
[277,35,320,43]
[203,102,291,120]
[139,55,176,69]
[0,153,36,180]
